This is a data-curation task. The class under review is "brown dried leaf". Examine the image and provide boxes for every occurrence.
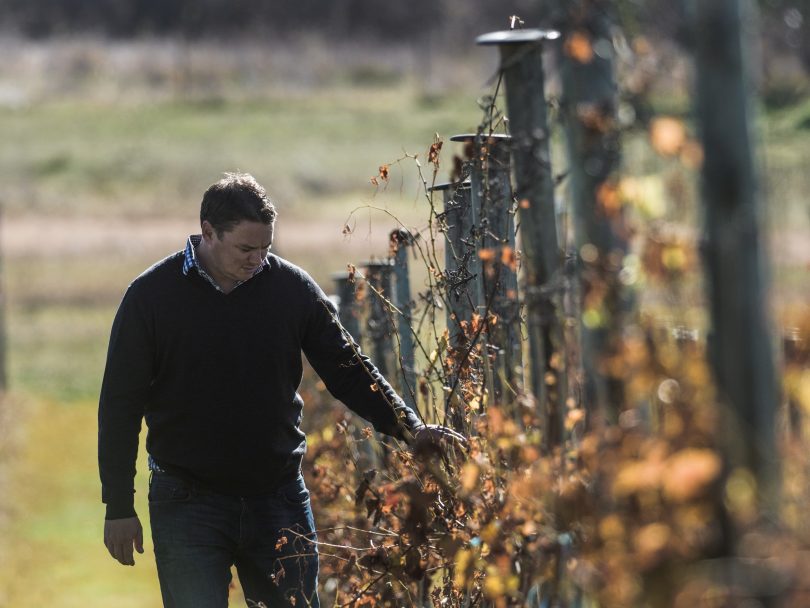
[428,138,443,168]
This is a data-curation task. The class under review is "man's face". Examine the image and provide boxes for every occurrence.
[201,219,274,285]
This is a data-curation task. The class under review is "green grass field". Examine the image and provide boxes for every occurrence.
[0,39,808,606]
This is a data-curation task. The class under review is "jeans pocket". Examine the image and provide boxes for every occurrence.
[279,478,310,507]
[148,473,193,504]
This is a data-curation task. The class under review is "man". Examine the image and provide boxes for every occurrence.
[99,172,465,607]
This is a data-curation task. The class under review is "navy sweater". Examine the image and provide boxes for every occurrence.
[98,252,422,519]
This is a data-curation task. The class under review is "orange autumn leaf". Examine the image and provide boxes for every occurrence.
[478,248,496,262]
[650,116,687,156]
[597,180,622,217]
[613,459,665,497]
[370,164,390,186]
[663,448,722,502]
[428,137,443,168]
[565,30,594,63]
[634,523,672,570]
[501,246,517,271]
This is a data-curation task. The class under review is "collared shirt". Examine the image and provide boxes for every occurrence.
[181,234,269,293]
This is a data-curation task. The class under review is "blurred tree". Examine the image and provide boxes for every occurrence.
[0,0,545,41]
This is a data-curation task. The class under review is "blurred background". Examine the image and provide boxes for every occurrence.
[0,1,808,606]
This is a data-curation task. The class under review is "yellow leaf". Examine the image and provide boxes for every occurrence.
[461,462,480,492]
[454,548,474,588]
[634,523,671,569]
[598,514,625,541]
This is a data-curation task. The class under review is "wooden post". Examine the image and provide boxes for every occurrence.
[431,180,478,430]
[332,271,362,341]
[362,261,395,380]
[555,9,628,424]
[432,181,477,346]
[692,0,778,503]
[333,271,379,470]
[390,229,417,410]
[451,133,522,405]
[476,29,566,447]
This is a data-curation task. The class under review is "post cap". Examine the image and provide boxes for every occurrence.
[428,179,471,192]
[389,228,415,247]
[362,260,394,270]
[476,29,560,46]
[450,133,512,144]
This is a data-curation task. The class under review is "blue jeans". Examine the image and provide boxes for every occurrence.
[148,470,320,608]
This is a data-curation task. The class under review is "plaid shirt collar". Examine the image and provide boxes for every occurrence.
[182,234,268,292]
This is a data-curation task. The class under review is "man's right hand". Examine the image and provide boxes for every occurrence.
[104,516,144,566]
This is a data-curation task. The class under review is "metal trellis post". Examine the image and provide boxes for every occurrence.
[451,133,522,406]
[390,229,417,411]
[477,29,566,447]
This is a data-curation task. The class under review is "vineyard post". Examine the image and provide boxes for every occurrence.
[432,180,477,338]
[390,229,417,410]
[431,180,476,430]
[692,0,778,506]
[362,261,395,380]
[476,29,566,448]
[450,133,522,405]
[555,10,628,424]
[333,271,379,469]
[333,271,362,340]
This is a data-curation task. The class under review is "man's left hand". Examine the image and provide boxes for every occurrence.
[412,424,469,452]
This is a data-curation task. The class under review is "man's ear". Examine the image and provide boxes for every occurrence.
[201,220,216,242]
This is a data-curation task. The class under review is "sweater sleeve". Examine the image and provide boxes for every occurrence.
[98,284,154,519]
[301,280,423,441]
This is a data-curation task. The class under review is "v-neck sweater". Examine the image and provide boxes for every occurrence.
[98,251,422,519]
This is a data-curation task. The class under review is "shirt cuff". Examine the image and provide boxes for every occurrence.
[104,492,137,520]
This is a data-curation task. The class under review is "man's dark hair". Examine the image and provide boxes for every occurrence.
[200,172,277,237]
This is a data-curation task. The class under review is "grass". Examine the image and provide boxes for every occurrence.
[0,397,162,607]
[0,395,261,606]
[0,89,484,219]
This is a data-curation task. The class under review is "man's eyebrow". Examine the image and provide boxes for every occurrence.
[239,241,273,250]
